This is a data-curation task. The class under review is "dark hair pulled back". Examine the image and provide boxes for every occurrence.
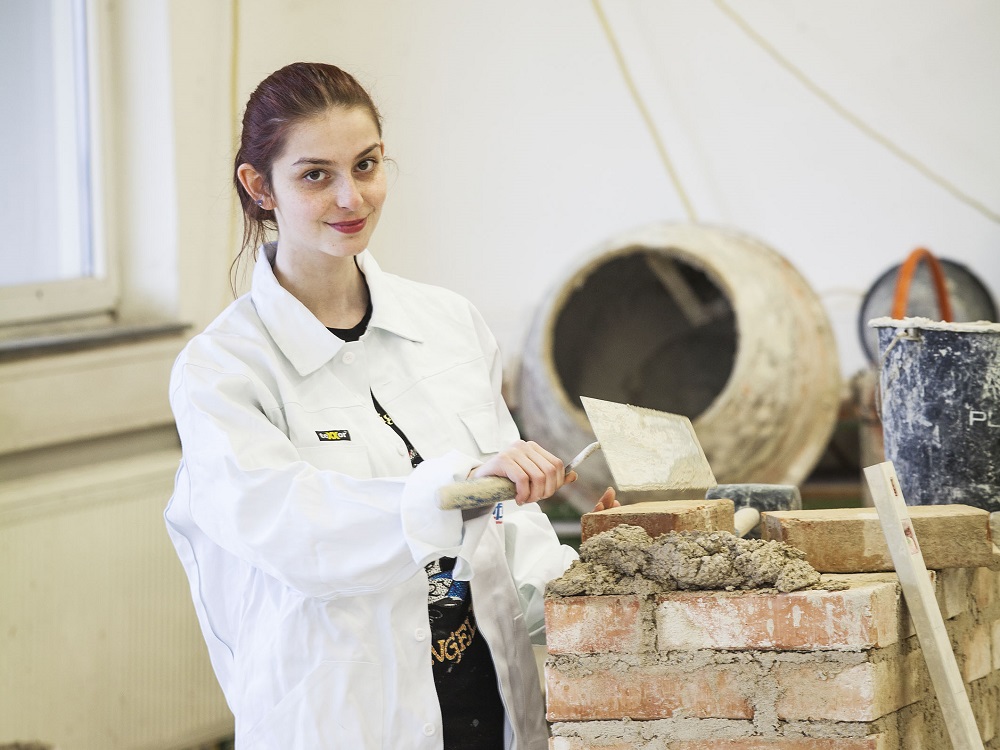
[231,62,382,290]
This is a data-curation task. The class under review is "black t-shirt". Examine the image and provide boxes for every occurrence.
[328,304,506,749]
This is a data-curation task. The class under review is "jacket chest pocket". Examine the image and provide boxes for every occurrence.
[296,444,373,479]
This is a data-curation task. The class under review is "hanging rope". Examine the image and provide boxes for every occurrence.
[591,0,699,222]
[713,0,1000,226]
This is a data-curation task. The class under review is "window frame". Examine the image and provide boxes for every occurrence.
[0,0,120,328]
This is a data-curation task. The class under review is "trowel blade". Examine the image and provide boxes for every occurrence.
[579,397,717,492]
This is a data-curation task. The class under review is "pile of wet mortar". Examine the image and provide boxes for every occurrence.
[547,525,838,597]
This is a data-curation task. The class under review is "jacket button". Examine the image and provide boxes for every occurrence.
[423,723,435,736]
[342,351,356,365]
[414,628,426,641]
[396,444,407,457]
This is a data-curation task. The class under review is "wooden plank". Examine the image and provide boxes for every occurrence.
[865,462,984,750]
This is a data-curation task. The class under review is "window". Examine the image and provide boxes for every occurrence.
[0,0,187,457]
[0,0,117,327]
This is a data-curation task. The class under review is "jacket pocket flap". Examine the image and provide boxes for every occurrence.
[458,403,500,455]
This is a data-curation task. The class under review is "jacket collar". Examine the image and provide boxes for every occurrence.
[251,244,424,377]
[356,250,425,345]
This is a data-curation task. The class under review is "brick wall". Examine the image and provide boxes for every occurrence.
[545,567,1000,749]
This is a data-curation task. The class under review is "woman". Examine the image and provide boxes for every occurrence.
[165,62,616,750]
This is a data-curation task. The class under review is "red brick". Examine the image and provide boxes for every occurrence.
[545,661,753,721]
[581,500,734,541]
[773,649,926,721]
[545,595,646,655]
[655,575,904,652]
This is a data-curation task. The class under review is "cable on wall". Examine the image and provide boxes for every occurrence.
[591,0,699,223]
[230,0,241,149]
[227,0,244,291]
[713,0,1000,227]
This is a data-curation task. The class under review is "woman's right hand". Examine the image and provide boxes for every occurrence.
[469,440,575,505]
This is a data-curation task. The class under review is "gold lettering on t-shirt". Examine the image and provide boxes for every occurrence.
[430,614,479,664]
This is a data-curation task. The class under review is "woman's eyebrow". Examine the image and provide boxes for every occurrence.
[291,144,380,167]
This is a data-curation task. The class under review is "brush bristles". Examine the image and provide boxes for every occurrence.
[438,476,517,510]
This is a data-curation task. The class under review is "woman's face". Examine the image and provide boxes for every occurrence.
[268,106,386,262]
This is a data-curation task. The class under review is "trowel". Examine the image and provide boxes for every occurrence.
[437,396,717,510]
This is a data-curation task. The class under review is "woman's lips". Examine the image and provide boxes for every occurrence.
[328,217,367,234]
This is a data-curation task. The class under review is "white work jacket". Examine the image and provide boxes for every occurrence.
[165,245,577,750]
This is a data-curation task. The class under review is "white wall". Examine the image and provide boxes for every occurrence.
[228,0,999,380]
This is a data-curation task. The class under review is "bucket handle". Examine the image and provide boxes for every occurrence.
[891,247,954,322]
[875,248,954,420]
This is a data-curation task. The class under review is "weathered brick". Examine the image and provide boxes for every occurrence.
[545,660,753,721]
[761,506,996,572]
[772,648,926,721]
[993,620,1000,672]
[655,575,904,652]
[959,623,993,683]
[550,737,887,750]
[895,705,946,750]
[969,672,1000,743]
[662,742,885,750]
[550,739,634,750]
[970,566,999,611]
[935,567,972,619]
[581,500,734,542]
[545,595,646,655]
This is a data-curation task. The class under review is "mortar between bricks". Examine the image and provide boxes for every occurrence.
[544,566,1000,747]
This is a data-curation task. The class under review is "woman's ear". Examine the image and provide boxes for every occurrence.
[237,163,271,208]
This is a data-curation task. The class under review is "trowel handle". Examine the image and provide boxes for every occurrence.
[437,441,602,511]
[734,507,761,538]
[566,441,601,472]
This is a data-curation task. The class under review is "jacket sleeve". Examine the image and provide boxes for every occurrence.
[502,504,578,643]
[169,361,480,600]
[469,306,579,642]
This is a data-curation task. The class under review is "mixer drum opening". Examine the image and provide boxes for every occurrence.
[551,248,737,421]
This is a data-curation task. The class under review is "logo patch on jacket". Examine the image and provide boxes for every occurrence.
[316,430,351,441]
[493,503,504,524]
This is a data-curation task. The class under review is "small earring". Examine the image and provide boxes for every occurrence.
[256,198,264,208]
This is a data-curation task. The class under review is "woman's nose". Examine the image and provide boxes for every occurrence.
[336,176,364,210]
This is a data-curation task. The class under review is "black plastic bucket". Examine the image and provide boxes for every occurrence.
[871,316,1000,512]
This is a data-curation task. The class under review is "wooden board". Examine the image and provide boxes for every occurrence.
[865,462,984,750]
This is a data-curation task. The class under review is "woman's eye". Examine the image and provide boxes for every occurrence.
[304,170,325,181]
[356,158,377,173]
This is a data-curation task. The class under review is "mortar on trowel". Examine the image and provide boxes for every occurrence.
[440,397,772,537]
